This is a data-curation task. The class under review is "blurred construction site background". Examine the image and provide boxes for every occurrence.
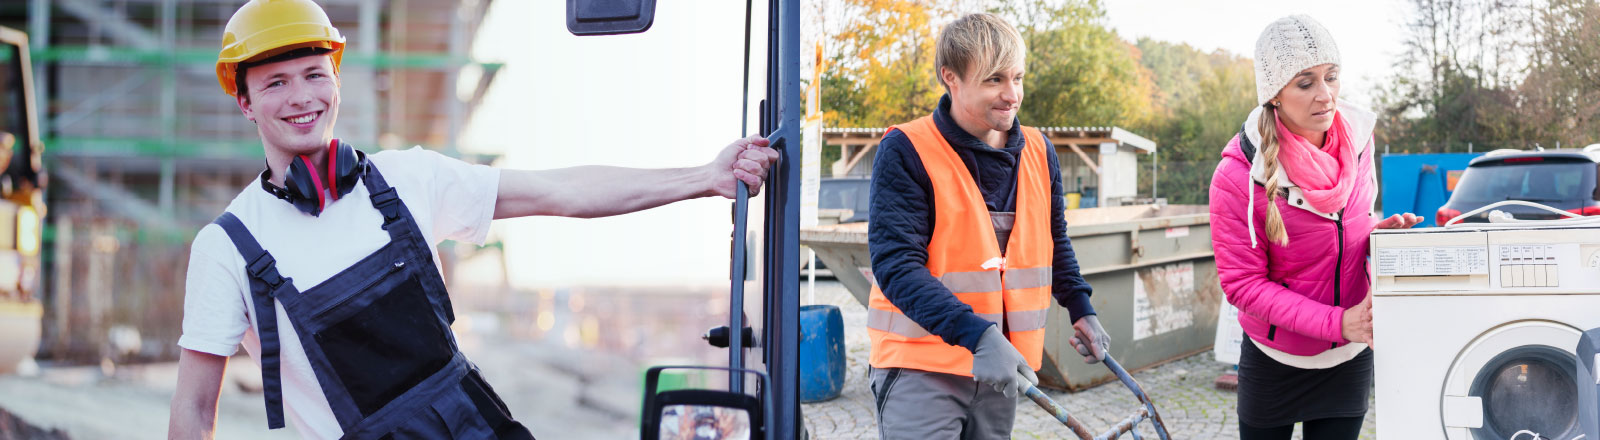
[0,0,511,368]
[0,1,768,436]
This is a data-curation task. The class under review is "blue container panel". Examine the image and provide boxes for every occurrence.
[1380,153,1482,226]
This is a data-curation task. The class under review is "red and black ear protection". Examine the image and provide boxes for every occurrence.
[261,139,367,216]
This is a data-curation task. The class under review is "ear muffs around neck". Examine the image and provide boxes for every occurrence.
[261,139,367,216]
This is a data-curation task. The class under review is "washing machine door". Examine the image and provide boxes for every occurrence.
[1442,320,1582,440]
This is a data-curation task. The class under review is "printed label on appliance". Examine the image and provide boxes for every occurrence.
[1375,245,1489,276]
[1496,244,1557,263]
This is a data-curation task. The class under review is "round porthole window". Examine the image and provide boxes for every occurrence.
[1469,346,1578,440]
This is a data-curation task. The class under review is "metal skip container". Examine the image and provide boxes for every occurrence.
[801,204,1222,391]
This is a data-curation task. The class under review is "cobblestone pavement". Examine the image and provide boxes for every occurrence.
[800,280,1377,439]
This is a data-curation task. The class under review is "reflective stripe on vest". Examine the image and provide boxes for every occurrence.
[940,270,1002,294]
[1003,266,1051,290]
[867,305,1052,338]
[866,116,1056,377]
[930,267,1047,294]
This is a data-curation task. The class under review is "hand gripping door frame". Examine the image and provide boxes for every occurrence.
[738,0,802,436]
[564,1,803,438]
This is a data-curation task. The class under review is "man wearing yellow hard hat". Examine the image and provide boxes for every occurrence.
[166,1,779,438]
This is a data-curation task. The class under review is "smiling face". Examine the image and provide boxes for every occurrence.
[1272,63,1340,143]
[933,13,1026,148]
[943,61,1024,145]
[236,54,340,158]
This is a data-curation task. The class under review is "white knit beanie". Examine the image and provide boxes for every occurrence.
[1254,15,1341,107]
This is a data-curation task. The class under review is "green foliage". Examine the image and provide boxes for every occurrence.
[819,0,951,128]
[1127,39,1256,205]
[1000,0,1154,128]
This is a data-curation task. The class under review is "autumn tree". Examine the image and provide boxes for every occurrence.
[1131,39,1256,204]
[818,0,953,128]
[998,0,1154,128]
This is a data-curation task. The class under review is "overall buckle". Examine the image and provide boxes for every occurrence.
[247,253,285,288]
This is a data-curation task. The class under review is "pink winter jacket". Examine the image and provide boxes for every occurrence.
[1208,103,1380,357]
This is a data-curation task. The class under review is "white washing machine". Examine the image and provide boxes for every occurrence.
[1372,224,1600,440]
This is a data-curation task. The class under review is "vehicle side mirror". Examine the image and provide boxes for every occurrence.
[566,0,657,36]
[643,366,769,440]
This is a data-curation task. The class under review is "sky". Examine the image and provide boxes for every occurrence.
[1100,0,1414,105]
[461,1,764,288]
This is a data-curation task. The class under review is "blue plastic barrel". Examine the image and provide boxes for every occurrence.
[800,304,845,402]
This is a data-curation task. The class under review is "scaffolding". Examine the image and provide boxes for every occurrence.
[0,0,501,363]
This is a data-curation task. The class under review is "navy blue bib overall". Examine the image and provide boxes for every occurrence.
[213,164,534,439]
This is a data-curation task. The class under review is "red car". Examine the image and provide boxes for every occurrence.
[1437,146,1600,225]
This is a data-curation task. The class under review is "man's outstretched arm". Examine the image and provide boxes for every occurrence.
[493,135,778,220]
[168,349,228,440]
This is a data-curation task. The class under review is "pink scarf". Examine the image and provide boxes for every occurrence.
[1274,111,1354,213]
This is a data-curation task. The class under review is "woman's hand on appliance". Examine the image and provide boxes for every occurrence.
[1341,293,1374,348]
[1374,213,1423,230]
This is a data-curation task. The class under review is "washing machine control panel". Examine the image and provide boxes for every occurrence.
[1372,227,1600,294]
[1495,244,1562,288]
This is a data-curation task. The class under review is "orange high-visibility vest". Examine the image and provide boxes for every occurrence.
[867,116,1054,377]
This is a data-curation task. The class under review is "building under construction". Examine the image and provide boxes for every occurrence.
[0,0,500,364]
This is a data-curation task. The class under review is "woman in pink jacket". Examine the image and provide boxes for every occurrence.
[1208,15,1422,440]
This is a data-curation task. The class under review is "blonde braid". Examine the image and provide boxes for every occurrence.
[1259,104,1289,246]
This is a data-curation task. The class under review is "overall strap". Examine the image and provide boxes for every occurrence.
[361,164,402,222]
[211,212,289,429]
[356,161,454,325]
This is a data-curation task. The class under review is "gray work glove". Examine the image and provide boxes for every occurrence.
[1069,315,1111,364]
[970,325,1038,398]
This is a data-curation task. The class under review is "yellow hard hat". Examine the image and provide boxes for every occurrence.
[216,0,346,97]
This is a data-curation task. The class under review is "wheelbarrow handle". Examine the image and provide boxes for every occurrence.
[1022,383,1096,439]
[1103,356,1171,440]
[1018,356,1173,440]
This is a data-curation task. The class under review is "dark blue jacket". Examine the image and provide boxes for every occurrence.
[868,94,1096,353]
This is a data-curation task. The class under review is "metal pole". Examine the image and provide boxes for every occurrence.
[807,249,815,304]
[1023,385,1096,439]
[160,0,176,214]
[358,0,380,146]
[730,0,756,396]
[159,158,175,216]
[729,186,748,394]
[28,0,50,139]
[1150,150,1157,200]
[764,0,803,437]
[446,2,464,150]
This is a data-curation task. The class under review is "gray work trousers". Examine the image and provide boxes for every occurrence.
[870,367,1017,440]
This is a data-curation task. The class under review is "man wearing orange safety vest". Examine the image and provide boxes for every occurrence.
[866,13,1109,439]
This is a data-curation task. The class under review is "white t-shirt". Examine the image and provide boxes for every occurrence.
[178,147,500,439]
